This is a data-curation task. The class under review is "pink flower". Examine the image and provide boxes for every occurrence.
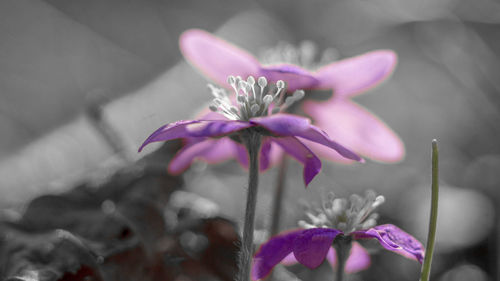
[252,224,423,280]
[251,191,424,280]
[180,29,404,163]
[139,76,362,186]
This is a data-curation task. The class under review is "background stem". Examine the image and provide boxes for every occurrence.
[269,154,289,237]
[420,139,439,281]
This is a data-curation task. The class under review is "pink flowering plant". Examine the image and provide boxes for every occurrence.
[137,27,441,281]
[139,75,362,281]
[251,191,424,281]
[180,29,404,163]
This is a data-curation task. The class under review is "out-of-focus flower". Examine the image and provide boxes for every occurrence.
[251,191,424,280]
[180,29,404,163]
[139,76,362,186]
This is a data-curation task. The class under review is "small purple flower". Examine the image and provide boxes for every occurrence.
[139,76,362,186]
[180,29,404,163]
[251,191,424,280]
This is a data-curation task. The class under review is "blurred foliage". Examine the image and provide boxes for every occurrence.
[0,145,239,281]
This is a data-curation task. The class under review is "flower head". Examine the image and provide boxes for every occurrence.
[180,29,404,163]
[208,75,304,121]
[139,76,362,186]
[251,191,424,280]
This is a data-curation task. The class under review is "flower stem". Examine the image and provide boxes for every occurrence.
[269,154,289,236]
[420,139,439,281]
[334,235,352,281]
[238,131,262,281]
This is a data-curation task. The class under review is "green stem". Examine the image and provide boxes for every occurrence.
[334,235,352,281]
[420,139,439,281]
[238,132,262,281]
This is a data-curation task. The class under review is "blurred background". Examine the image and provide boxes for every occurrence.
[1,0,500,280]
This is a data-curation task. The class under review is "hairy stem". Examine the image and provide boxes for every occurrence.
[334,235,352,281]
[238,132,262,281]
[420,139,439,281]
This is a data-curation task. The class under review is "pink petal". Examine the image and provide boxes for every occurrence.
[326,246,337,267]
[251,114,362,162]
[281,252,299,266]
[228,137,275,172]
[345,242,371,273]
[252,229,306,281]
[271,137,321,186]
[302,99,404,162]
[235,142,249,168]
[292,228,343,269]
[352,224,424,263]
[168,138,241,174]
[180,29,261,87]
[325,243,370,273]
[139,119,252,152]
[314,50,397,98]
[260,64,319,91]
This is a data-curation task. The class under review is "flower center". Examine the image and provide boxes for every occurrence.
[298,190,385,234]
[260,41,339,70]
[208,76,305,121]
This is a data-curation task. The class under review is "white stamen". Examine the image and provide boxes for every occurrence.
[237,81,246,94]
[237,95,246,104]
[247,76,257,100]
[276,80,285,89]
[260,40,339,70]
[298,220,316,229]
[299,190,385,234]
[230,107,239,114]
[293,90,305,100]
[331,198,346,214]
[209,104,218,112]
[299,40,317,67]
[284,96,295,107]
[247,76,255,85]
[273,86,283,100]
[258,76,267,87]
[263,95,273,104]
[250,104,260,115]
[207,75,305,121]
[372,195,385,208]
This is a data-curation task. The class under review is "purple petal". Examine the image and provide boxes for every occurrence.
[271,137,321,186]
[168,138,240,174]
[180,29,261,87]
[260,64,319,91]
[345,242,371,273]
[139,119,252,152]
[259,138,272,171]
[251,114,362,162]
[292,228,343,269]
[314,50,397,97]
[303,99,404,163]
[352,224,424,263]
[252,229,306,281]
